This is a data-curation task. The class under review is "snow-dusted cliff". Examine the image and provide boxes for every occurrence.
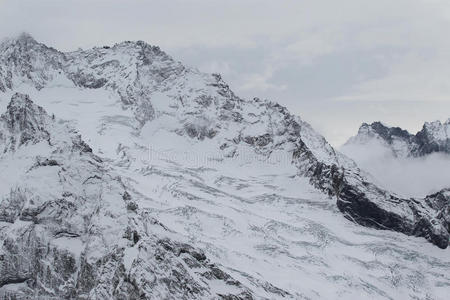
[0,33,449,299]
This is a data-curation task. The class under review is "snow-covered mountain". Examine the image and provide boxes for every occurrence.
[341,121,450,197]
[0,33,449,299]
[0,93,254,299]
[344,120,450,158]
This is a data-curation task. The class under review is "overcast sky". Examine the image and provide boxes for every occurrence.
[1,0,449,146]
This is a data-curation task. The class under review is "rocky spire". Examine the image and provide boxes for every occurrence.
[13,32,37,45]
[0,32,39,53]
[4,93,48,132]
[347,119,450,157]
[0,93,51,149]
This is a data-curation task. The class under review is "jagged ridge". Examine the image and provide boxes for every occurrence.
[345,120,450,157]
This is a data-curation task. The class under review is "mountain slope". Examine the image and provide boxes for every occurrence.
[0,93,254,299]
[0,34,449,299]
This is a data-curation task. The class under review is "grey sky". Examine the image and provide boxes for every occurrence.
[1,0,449,146]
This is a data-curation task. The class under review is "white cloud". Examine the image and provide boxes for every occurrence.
[334,50,450,102]
[341,140,450,197]
[240,66,287,92]
[283,35,337,65]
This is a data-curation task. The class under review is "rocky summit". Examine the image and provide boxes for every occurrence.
[344,120,450,158]
[0,34,449,299]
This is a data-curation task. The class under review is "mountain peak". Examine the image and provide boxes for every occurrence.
[2,93,50,135]
[8,92,35,108]
[15,32,36,43]
[418,118,450,146]
[347,118,450,157]
[0,32,38,49]
[109,39,172,63]
[424,119,442,126]
[357,121,411,143]
[359,121,389,132]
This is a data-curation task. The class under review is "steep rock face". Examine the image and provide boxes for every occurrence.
[0,34,448,252]
[424,189,450,233]
[345,120,450,157]
[335,177,449,249]
[292,137,449,249]
[416,120,450,155]
[0,94,253,299]
[0,93,51,152]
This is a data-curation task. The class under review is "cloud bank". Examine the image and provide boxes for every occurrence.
[341,140,450,197]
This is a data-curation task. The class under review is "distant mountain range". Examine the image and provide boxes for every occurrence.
[344,120,450,158]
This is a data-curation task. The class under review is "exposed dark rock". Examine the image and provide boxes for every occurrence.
[73,137,93,153]
[243,133,273,147]
[195,95,213,107]
[0,188,28,223]
[70,71,108,89]
[332,170,448,248]
[31,157,60,169]
[365,122,411,143]
[0,93,50,150]
[425,189,450,233]
[416,121,450,155]
[184,122,217,140]
[291,136,450,248]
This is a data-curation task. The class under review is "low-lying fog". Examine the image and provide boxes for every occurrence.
[341,140,450,198]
